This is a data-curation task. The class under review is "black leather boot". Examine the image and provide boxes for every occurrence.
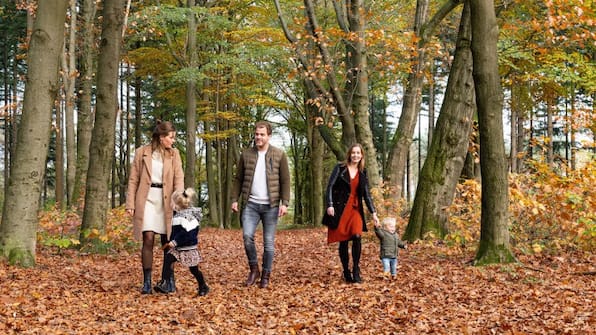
[155,253,175,293]
[343,270,354,283]
[190,266,209,296]
[259,271,271,288]
[246,264,260,286]
[198,284,210,296]
[154,278,174,293]
[168,272,176,293]
[339,242,353,283]
[141,269,152,294]
[352,266,362,283]
[352,236,362,283]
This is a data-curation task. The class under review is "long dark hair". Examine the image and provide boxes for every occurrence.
[343,143,365,171]
[150,120,176,153]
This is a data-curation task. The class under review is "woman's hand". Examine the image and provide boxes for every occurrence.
[326,207,335,216]
[372,212,379,226]
[126,209,134,216]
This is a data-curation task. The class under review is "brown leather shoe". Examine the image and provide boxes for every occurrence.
[246,264,260,286]
[259,271,271,288]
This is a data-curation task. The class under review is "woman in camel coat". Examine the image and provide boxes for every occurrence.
[126,121,184,294]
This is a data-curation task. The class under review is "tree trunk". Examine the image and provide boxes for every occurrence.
[72,0,97,209]
[80,0,124,249]
[386,0,430,200]
[63,0,77,205]
[470,0,514,265]
[2,49,9,194]
[0,0,69,266]
[184,0,197,188]
[428,65,436,145]
[55,101,65,209]
[386,0,464,200]
[405,0,474,241]
[570,90,576,170]
[205,121,221,227]
[546,99,554,166]
[223,123,235,228]
[116,71,127,206]
[275,0,357,159]
[516,106,525,172]
[134,75,142,148]
[308,101,325,226]
[344,0,380,187]
[510,82,518,173]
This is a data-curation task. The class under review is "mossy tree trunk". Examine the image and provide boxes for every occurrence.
[387,0,464,200]
[72,0,97,209]
[405,0,475,241]
[80,0,124,249]
[0,0,69,266]
[470,0,515,265]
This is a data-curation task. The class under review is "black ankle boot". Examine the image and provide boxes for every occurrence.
[168,273,176,293]
[141,269,152,294]
[353,266,362,283]
[154,277,175,293]
[198,284,210,296]
[343,270,354,283]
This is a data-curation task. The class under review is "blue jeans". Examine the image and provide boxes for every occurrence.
[241,201,279,273]
[381,257,397,275]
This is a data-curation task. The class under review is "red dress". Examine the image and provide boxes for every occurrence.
[328,173,363,243]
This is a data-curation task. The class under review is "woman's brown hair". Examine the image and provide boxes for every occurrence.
[344,143,366,171]
[150,120,176,153]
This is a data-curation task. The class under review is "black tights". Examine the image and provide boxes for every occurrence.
[141,231,167,270]
[162,252,206,287]
[339,235,362,271]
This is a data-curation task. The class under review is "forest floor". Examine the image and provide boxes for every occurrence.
[0,227,594,334]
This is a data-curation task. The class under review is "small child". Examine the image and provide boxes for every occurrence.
[154,187,209,296]
[374,217,407,279]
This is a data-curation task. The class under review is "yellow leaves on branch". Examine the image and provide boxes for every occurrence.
[446,160,595,253]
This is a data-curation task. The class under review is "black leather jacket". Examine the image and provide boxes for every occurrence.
[324,163,376,232]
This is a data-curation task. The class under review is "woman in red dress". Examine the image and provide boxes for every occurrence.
[324,144,379,283]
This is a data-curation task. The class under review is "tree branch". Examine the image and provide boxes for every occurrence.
[421,0,464,44]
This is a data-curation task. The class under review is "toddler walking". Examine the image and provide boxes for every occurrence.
[374,217,407,279]
[154,187,209,296]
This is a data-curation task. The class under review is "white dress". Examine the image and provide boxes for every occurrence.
[142,152,166,234]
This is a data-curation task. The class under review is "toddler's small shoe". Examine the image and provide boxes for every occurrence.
[198,285,210,297]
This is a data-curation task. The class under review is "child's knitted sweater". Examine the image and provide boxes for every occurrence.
[170,207,202,249]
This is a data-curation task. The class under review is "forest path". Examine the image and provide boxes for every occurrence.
[1,227,593,334]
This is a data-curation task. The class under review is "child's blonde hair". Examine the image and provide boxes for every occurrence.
[172,187,196,210]
[383,217,397,230]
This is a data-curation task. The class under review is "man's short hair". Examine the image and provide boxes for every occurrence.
[255,121,272,135]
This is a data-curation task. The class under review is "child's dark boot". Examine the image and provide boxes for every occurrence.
[198,284,210,296]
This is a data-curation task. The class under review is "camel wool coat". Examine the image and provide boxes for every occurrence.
[126,145,184,240]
